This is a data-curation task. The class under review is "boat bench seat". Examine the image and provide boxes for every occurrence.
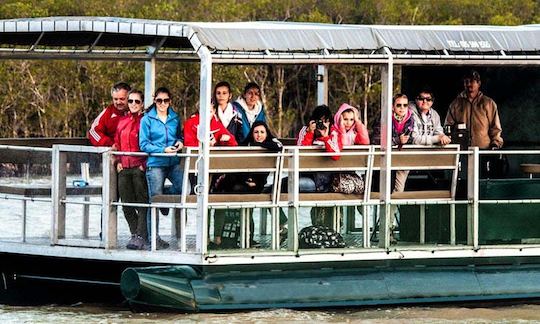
[369,145,461,245]
[370,190,451,200]
[279,146,372,205]
[152,193,273,204]
[279,192,364,202]
[149,146,283,251]
[370,145,460,202]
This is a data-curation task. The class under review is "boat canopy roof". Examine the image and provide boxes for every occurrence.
[1,16,540,62]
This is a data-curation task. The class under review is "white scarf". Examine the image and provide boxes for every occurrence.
[217,102,234,128]
[236,97,262,126]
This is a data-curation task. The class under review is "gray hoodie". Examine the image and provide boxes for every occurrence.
[410,104,444,145]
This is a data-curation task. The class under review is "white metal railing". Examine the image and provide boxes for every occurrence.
[2,144,540,260]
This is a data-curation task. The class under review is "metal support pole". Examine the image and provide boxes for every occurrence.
[102,151,117,249]
[51,145,67,245]
[144,57,156,108]
[468,147,480,249]
[150,207,157,251]
[180,208,187,252]
[240,209,247,249]
[195,44,213,254]
[317,65,328,106]
[260,208,268,235]
[81,162,90,239]
[420,205,426,244]
[288,148,300,252]
[271,207,279,250]
[378,54,393,249]
[362,205,370,248]
[363,146,374,248]
[21,200,27,243]
[450,204,456,245]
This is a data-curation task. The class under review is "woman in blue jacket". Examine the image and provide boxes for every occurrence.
[139,87,183,250]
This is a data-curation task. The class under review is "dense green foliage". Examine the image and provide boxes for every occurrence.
[0,0,538,138]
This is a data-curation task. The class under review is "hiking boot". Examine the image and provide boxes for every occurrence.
[390,225,398,245]
[143,236,170,250]
[126,234,137,250]
[279,227,288,245]
[127,235,148,250]
[156,236,170,250]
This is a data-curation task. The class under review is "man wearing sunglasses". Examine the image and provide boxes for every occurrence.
[411,89,451,146]
[445,70,503,150]
[88,82,131,147]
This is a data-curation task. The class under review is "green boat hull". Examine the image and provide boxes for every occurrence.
[121,264,540,311]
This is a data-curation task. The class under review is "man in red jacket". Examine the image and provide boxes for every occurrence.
[88,82,131,147]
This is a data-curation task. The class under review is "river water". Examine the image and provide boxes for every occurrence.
[2,303,540,323]
[2,176,540,322]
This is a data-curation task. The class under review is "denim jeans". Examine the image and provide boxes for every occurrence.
[146,163,184,240]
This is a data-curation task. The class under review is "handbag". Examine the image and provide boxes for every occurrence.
[299,225,346,248]
[330,172,364,194]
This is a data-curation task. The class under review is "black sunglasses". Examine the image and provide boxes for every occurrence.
[417,97,433,102]
[155,98,171,104]
[128,99,142,104]
[395,103,408,108]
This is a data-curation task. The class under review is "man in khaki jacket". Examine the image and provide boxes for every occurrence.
[445,70,503,149]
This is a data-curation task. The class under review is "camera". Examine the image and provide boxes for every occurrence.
[448,123,469,149]
[315,120,326,130]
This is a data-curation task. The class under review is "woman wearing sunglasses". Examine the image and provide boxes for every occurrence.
[114,90,148,250]
[372,93,415,192]
[139,87,184,250]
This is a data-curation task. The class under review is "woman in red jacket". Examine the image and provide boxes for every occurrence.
[114,90,148,250]
[184,105,238,249]
[183,105,238,147]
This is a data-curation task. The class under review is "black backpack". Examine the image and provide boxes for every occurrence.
[298,225,346,248]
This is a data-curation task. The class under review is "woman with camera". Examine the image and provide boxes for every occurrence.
[296,105,334,193]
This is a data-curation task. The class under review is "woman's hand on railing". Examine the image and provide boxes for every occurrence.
[116,163,123,173]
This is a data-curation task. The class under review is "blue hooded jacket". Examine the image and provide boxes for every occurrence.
[139,105,183,167]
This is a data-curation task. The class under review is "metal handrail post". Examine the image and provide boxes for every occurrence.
[51,145,67,245]
[468,147,480,249]
[102,150,117,250]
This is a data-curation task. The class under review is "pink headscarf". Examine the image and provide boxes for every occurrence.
[334,103,361,146]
